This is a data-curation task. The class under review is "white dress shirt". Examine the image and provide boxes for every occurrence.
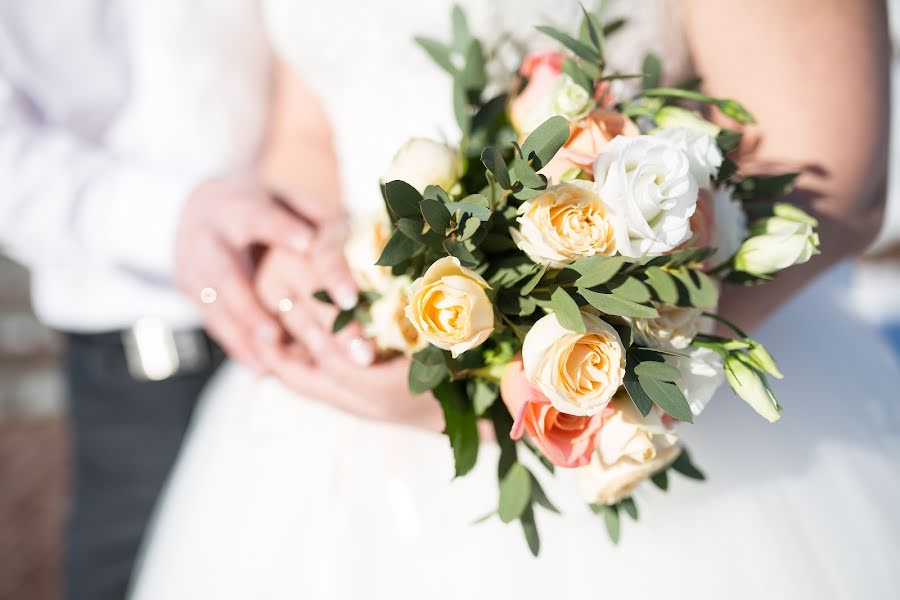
[0,0,271,331]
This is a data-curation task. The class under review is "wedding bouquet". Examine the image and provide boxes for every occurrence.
[321,6,819,554]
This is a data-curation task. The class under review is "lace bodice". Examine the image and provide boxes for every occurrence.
[263,0,692,216]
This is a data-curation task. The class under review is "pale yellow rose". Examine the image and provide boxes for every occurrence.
[382,138,461,194]
[366,277,428,356]
[405,257,494,357]
[511,181,618,268]
[629,303,705,351]
[576,395,681,505]
[344,213,393,293]
[521,311,626,416]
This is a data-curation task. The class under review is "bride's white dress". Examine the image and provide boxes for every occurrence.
[130,1,900,598]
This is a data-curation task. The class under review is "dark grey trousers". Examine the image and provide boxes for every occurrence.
[63,332,221,600]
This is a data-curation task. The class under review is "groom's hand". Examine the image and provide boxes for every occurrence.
[175,174,362,370]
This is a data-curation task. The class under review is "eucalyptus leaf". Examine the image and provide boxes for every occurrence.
[446,199,491,221]
[331,309,354,334]
[512,156,546,189]
[530,474,560,514]
[520,264,547,296]
[481,147,511,189]
[409,346,448,394]
[376,230,424,266]
[634,361,681,382]
[638,376,693,423]
[550,287,586,333]
[572,255,627,287]
[520,504,541,557]
[433,381,479,477]
[414,36,455,73]
[453,78,470,132]
[608,276,651,303]
[470,379,499,416]
[619,497,639,520]
[579,289,658,318]
[641,53,661,89]
[670,449,706,481]
[384,180,423,219]
[460,39,486,92]
[520,115,571,169]
[420,198,452,234]
[498,462,532,523]
[450,5,471,51]
[623,362,654,416]
[458,216,482,241]
[650,469,669,491]
[535,25,600,62]
[396,217,425,241]
[443,238,478,266]
[562,58,593,92]
[312,290,333,305]
[644,267,678,304]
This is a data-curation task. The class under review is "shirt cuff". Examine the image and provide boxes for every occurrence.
[84,163,203,280]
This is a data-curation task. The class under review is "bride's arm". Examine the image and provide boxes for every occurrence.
[682,0,890,331]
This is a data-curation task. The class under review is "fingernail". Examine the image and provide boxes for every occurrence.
[290,230,311,252]
[349,337,374,367]
[335,284,358,311]
[255,322,279,344]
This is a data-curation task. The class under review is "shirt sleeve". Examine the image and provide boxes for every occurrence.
[0,74,201,279]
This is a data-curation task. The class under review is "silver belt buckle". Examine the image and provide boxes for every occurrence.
[122,317,211,381]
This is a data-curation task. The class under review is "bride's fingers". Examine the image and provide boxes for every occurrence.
[306,219,359,312]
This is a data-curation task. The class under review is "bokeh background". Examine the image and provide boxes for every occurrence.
[1,4,899,599]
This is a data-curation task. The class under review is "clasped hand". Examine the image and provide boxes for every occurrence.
[175,175,442,431]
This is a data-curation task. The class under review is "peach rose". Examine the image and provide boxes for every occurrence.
[500,357,608,468]
[509,51,566,135]
[542,109,641,182]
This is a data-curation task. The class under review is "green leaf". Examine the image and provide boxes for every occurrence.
[433,381,479,477]
[608,276,651,303]
[384,180,423,219]
[612,321,634,348]
[735,173,801,201]
[423,185,452,204]
[520,115,571,170]
[458,216,481,241]
[619,497,639,520]
[591,503,620,544]
[420,198,452,235]
[641,53,661,89]
[644,267,678,305]
[409,346,448,394]
[672,268,719,308]
[446,199,492,221]
[529,474,560,514]
[571,255,627,287]
[536,25,600,62]
[579,5,602,50]
[376,229,424,266]
[414,36,455,73]
[623,361,654,416]
[717,128,742,153]
[579,289,658,318]
[443,238,478,266]
[638,376,693,422]
[512,156,546,189]
[332,309,354,333]
[550,287,586,333]
[650,469,669,491]
[642,88,756,124]
[450,5,470,51]
[312,290,333,305]
[562,58,593,92]
[634,361,681,382]
[453,78,470,132]
[520,504,541,557]
[498,462,532,523]
[670,449,706,481]
[481,147,511,189]
[602,17,626,37]
[460,39,486,92]
[520,264,547,296]
[396,217,425,241]
[470,379,499,416]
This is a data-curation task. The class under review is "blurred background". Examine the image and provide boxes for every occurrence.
[1,4,899,599]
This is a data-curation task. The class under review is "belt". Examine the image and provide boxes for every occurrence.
[65,318,224,381]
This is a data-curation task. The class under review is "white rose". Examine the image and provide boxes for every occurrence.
[593,135,699,258]
[511,181,618,268]
[405,257,494,357]
[576,395,681,505]
[654,127,723,189]
[666,346,725,416]
[709,185,748,268]
[344,213,394,293]
[629,304,704,351]
[365,277,428,355]
[522,311,626,416]
[383,138,461,194]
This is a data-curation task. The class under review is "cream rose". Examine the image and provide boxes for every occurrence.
[593,135,699,258]
[629,303,704,351]
[344,213,394,293]
[522,311,626,416]
[511,181,618,268]
[366,277,428,355]
[654,127,723,189]
[405,257,494,357]
[382,138,461,194]
[576,395,681,505]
